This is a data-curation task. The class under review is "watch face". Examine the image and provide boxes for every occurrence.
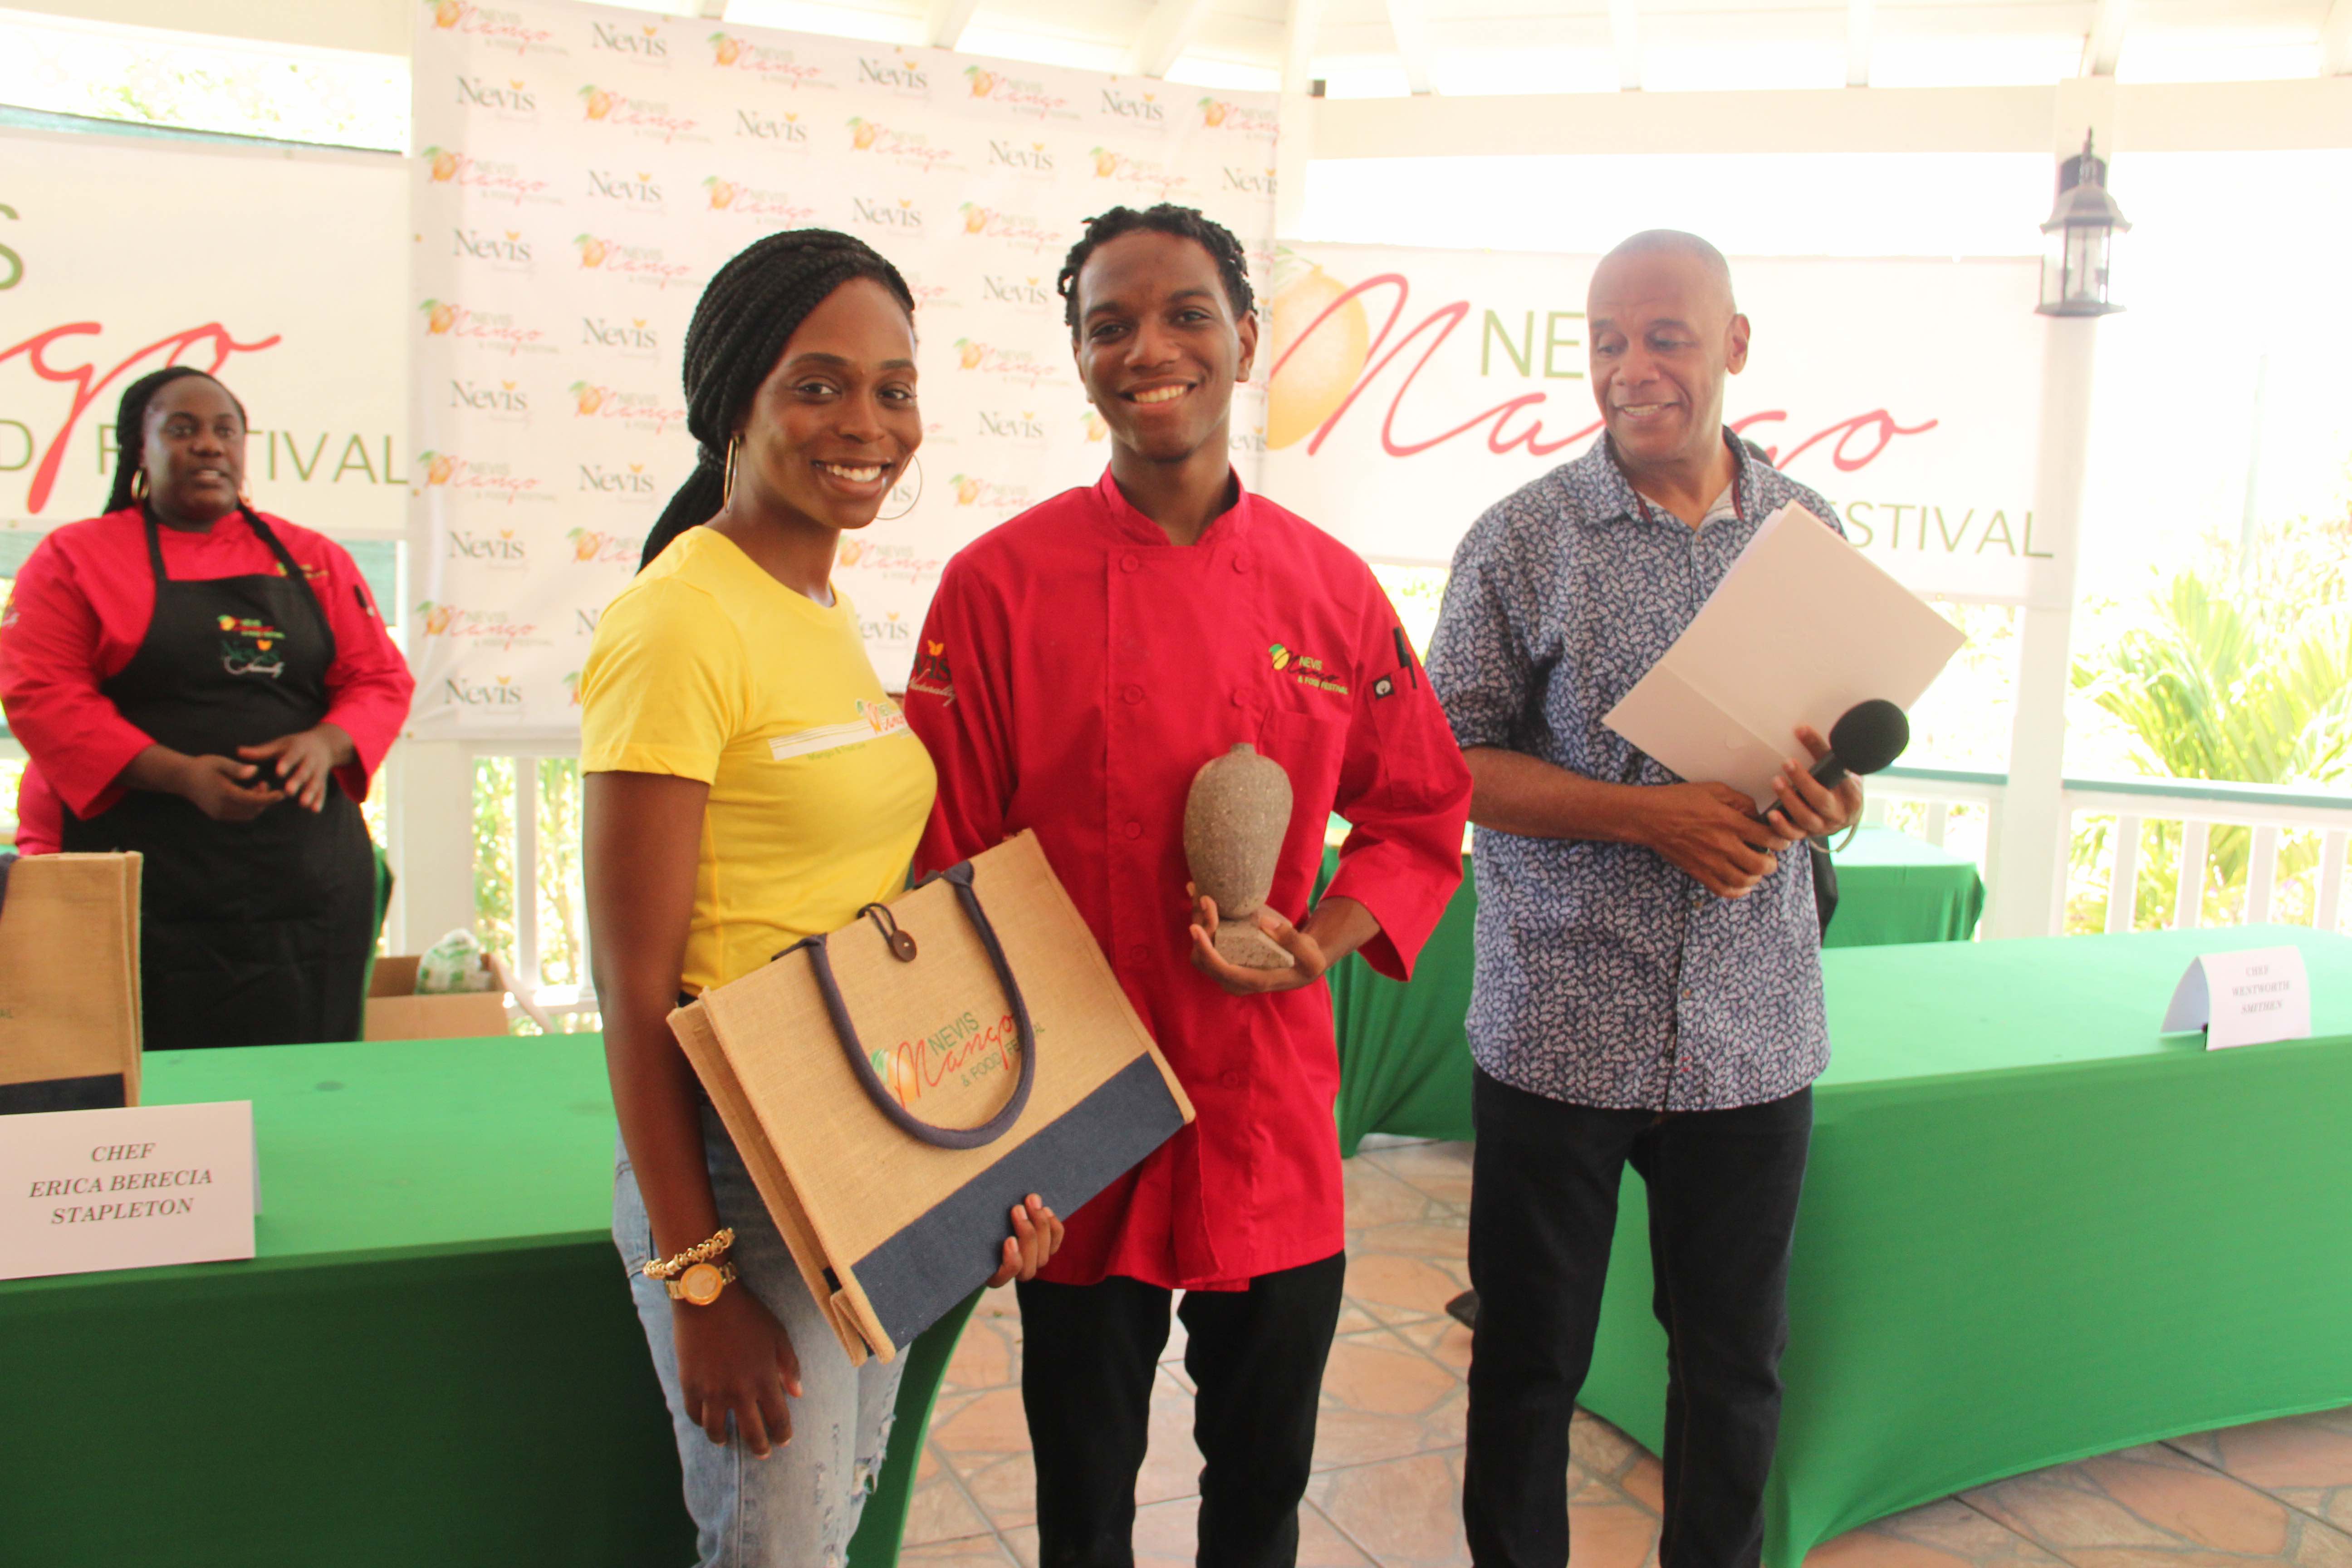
[681,1262,723,1306]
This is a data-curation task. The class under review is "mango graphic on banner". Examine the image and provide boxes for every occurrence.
[961,203,989,235]
[965,65,996,96]
[580,86,618,121]
[563,670,582,706]
[1266,251,1370,450]
[417,602,456,636]
[838,538,868,566]
[711,33,745,66]
[1083,412,1107,442]
[574,235,607,269]
[425,146,461,182]
[704,176,736,209]
[952,474,981,505]
[1090,147,1119,177]
[849,117,880,150]
[419,451,456,486]
[421,299,457,335]
[433,0,462,27]
[1199,99,1229,127]
[955,338,985,369]
[569,382,606,414]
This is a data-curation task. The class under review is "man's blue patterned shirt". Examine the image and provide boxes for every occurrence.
[1425,436,1840,1112]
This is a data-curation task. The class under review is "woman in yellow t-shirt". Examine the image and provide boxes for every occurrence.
[580,230,1062,1568]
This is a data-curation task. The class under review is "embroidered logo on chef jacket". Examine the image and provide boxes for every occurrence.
[1268,641,1349,698]
[907,638,955,705]
[216,614,291,679]
[768,697,910,761]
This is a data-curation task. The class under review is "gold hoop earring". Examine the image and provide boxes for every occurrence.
[877,454,923,523]
[722,436,740,506]
[131,469,149,501]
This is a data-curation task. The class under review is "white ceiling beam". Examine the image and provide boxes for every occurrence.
[1129,0,1217,79]
[1609,0,1642,91]
[1845,0,1872,88]
[696,0,726,19]
[2084,0,2129,76]
[1281,0,1323,96]
[924,0,981,52]
[2323,0,2352,75]
[1385,0,1435,94]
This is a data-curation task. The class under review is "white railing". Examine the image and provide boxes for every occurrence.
[1867,765,2352,936]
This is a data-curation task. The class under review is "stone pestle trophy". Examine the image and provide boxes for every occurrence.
[1183,743,1297,970]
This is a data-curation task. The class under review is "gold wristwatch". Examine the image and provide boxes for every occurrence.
[665,1259,739,1306]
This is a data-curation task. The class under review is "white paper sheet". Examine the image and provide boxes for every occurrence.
[1603,504,1968,807]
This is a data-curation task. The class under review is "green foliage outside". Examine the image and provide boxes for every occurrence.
[2068,508,2352,932]
[471,756,594,1034]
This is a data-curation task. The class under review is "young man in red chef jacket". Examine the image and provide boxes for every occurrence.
[904,204,1472,1567]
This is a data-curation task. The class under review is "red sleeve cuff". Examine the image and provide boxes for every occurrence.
[1322,840,1466,984]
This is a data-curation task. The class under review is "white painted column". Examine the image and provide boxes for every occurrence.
[1274,0,1322,239]
[1984,77,2116,940]
[386,737,475,954]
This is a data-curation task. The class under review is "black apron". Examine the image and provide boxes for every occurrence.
[60,509,377,1049]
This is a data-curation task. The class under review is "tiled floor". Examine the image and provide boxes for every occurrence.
[900,1139,2352,1567]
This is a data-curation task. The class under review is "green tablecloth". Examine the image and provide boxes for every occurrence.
[1325,827,1986,1153]
[0,1034,971,1567]
[1581,924,2352,1565]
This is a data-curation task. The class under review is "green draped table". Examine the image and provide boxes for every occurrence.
[1582,923,2352,1565]
[0,1034,973,1568]
[1326,825,1986,1154]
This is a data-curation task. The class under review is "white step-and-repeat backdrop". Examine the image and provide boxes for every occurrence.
[407,0,1280,731]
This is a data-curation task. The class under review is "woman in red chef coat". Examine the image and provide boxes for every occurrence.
[0,367,414,1048]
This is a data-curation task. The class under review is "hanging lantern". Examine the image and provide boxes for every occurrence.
[2037,131,2130,317]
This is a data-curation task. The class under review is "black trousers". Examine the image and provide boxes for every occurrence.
[1018,1252,1347,1568]
[1463,1069,1813,1568]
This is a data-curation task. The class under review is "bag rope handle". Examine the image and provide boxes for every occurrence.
[778,861,1038,1151]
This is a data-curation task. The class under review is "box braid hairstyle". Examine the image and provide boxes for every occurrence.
[106,365,252,515]
[640,229,916,572]
[1056,204,1255,337]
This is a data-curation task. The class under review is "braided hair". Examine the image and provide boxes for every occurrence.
[1056,204,1255,336]
[106,366,250,514]
[640,229,916,572]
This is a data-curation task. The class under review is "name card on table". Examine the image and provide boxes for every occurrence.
[0,1102,256,1281]
[2162,946,2313,1051]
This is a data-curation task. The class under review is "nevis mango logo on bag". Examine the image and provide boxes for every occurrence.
[868,1009,1024,1110]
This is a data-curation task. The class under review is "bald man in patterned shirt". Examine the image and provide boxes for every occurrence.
[1425,231,1865,1568]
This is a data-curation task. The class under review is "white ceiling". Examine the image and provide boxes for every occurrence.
[12,0,2352,90]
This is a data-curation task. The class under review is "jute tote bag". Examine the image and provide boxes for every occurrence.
[0,853,144,1115]
[670,830,1194,1363]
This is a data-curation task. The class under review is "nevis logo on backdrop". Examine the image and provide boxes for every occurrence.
[413,602,543,648]
[425,2,563,57]
[1198,98,1278,137]
[579,315,660,357]
[983,139,1057,179]
[577,85,702,143]
[855,52,930,97]
[955,205,1063,255]
[578,461,660,500]
[455,74,537,117]
[1221,166,1277,196]
[443,674,526,707]
[572,235,695,289]
[447,527,529,565]
[1087,149,1190,198]
[845,118,958,172]
[975,409,1048,444]
[583,168,664,210]
[1098,87,1165,124]
[850,196,924,235]
[709,34,829,87]
[566,382,686,436]
[418,298,554,357]
[960,65,1076,119]
[564,527,638,566]
[979,274,1054,312]
[588,20,668,60]
[731,107,811,144]
[420,146,558,206]
[447,378,530,418]
[451,227,533,270]
[701,176,815,223]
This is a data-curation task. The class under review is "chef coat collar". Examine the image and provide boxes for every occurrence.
[1091,465,1255,551]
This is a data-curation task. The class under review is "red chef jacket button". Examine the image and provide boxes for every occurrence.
[1123,821,1143,840]
[1230,689,1249,707]
[1128,945,1150,965]
[1120,554,1141,573]
[1232,554,1250,573]
[1220,1070,1246,1090]
[1122,684,1144,704]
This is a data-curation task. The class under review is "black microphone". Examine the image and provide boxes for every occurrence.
[1759,699,1909,822]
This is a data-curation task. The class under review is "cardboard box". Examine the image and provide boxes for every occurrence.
[0,852,143,1114]
[364,956,511,1041]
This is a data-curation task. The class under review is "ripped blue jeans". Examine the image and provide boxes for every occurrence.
[613,1106,906,1568]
